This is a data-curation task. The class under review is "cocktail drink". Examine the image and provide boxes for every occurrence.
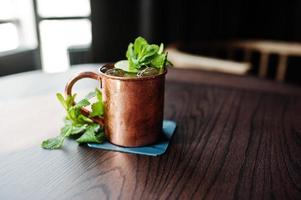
[93,63,167,147]
[90,37,170,147]
[42,36,171,149]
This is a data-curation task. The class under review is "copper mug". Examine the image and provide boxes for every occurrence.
[65,64,167,147]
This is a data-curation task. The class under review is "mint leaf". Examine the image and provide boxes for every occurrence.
[77,114,93,124]
[158,43,164,54]
[126,43,135,67]
[61,123,87,135]
[66,107,78,123]
[41,135,65,149]
[66,94,76,109]
[60,124,72,135]
[134,37,147,55]
[42,90,106,150]
[151,53,167,69]
[90,88,104,117]
[75,99,90,109]
[56,93,67,110]
[91,103,104,117]
[71,124,87,135]
[42,123,72,149]
[139,44,159,66]
[125,36,170,70]
[95,88,102,100]
[76,124,105,143]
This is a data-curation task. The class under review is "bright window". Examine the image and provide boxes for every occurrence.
[37,0,90,17]
[0,0,15,20]
[0,23,19,52]
[37,0,91,72]
[0,0,37,53]
[40,19,91,73]
[0,0,91,73]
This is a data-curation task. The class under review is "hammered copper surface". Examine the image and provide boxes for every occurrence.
[101,69,165,147]
[65,64,167,147]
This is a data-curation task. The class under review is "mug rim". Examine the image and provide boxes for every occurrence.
[98,63,168,81]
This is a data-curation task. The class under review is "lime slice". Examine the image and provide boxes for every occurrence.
[114,60,137,73]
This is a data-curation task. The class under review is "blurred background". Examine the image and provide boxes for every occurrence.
[0,0,301,84]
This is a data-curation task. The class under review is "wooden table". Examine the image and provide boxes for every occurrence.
[0,64,300,200]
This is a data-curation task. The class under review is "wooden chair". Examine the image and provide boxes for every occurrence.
[225,40,301,82]
[168,40,301,81]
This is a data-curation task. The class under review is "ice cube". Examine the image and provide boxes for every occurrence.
[100,65,113,73]
[137,67,160,77]
[105,68,125,77]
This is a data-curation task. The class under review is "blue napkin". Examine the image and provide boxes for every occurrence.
[87,120,177,156]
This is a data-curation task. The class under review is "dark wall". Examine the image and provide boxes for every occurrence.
[239,1,300,41]
[180,0,301,42]
[90,0,183,62]
[90,0,301,62]
[90,0,140,62]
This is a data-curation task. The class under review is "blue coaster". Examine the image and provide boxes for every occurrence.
[87,120,177,156]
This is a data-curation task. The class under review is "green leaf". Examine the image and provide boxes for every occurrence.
[91,102,104,117]
[95,88,102,101]
[158,43,164,54]
[75,99,90,108]
[126,43,135,61]
[42,124,72,149]
[67,107,79,123]
[76,124,105,143]
[125,36,169,70]
[56,93,67,110]
[151,53,167,68]
[42,89,107,150]
[90,89,104,117]
[90,123,101,132]
[41,135,65,149]
[69,124,87,135]
[66,95,91,125]
[60,125,72,136]
[134,36,148,55]
[77,114,93,123]
[129,60,137,72]
[66,94,76,109]
[61,124,73,137]
[139,45,159,65]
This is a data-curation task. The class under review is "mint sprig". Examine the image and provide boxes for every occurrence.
[90,88,104,117]
[126,36,170,71]
[76,124,105,144]
[41,89,105,150]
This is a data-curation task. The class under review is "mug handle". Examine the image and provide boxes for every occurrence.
[65,71,104,126]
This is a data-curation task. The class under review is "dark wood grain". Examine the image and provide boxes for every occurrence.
[0,66,300,200]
